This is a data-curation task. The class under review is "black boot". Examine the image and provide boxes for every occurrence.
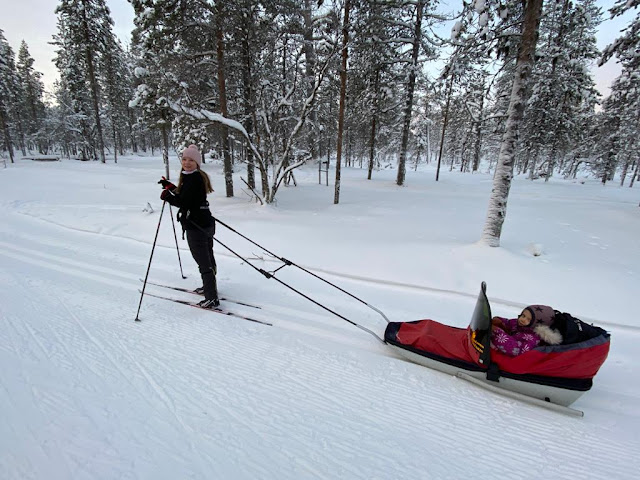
[201,270,219,306]
[198,298,220,309]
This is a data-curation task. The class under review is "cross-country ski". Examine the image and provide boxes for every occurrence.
[139,278,261,309]
[139,290,272,326]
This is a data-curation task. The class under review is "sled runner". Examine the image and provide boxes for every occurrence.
[384,282,610,413]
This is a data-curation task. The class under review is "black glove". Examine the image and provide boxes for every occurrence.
[160,189,174,201]
[158,177,176,190]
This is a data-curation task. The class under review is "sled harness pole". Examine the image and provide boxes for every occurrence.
[168,204,187,279]
[213,216,391,324]
[211,218,387,344]
[135,200,167,321]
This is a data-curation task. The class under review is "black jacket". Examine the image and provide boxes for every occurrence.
[165,171,214,230]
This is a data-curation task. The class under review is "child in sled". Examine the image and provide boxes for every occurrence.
[491,305,563,356]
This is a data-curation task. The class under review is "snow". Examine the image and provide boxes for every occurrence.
[450,21,463,41]
[1,156,639,479]
[473,0,487,14]
[133,66,148,78]
[479,12,489,28]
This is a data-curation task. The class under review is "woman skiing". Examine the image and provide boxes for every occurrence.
[159,144,219,308]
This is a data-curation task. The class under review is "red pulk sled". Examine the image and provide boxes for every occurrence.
[151,215,610,416]
[384,282,611,416]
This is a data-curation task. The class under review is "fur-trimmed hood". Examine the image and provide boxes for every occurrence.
[534,324,563,345]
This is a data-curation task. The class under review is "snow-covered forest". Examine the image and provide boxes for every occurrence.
[1,1,639,225]
[1,2,640,476]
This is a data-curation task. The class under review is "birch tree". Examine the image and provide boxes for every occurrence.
[457,0,545,247]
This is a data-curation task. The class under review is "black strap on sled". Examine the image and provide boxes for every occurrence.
[486,363,501,382]
[211,216,388,344]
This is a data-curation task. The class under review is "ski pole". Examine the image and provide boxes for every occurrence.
[168,204,187,279]
[135,200,167,322]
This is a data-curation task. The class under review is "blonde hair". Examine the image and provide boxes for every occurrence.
[177,169,213,194]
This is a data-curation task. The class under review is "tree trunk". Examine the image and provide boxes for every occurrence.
[303,0,318,162]
[16,117,26,156]
[481,0,544,247]
[0,109,15,163]
[367,68,380,180]
[629,158,639,188]
[528,146,540,180]
[240,18,256,190]
[81,0,105,163]
[436,72,454,182]
[620,156,629,186]
[334,0,350,205]
[472,85,485,172]
[161,124,170,180]
[112,121,118,164]
[545,139,558,181]
[216,4,234,197]
[396,0,423,186]
[602,150,615,185]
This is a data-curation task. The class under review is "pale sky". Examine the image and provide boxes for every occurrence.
[0,0,635,100]
[0,0,135,94]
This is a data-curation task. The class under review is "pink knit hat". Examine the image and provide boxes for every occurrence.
[181,144,202,167]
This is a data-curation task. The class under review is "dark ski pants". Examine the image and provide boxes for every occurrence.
[186,225,218,301]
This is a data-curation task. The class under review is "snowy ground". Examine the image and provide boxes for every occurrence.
[1,155,639,479]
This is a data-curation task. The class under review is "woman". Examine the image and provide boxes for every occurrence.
[159,144,219,308]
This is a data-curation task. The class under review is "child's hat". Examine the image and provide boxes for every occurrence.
[182,144,202,167]
[524,305,555,327]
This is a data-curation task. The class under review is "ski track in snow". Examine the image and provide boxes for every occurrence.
[3,209,635,332]
[1,204,639,478]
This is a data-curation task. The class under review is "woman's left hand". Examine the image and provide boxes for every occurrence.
[160,189,174,201]
[158,177,176,190]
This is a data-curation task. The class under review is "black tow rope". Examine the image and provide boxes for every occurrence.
[212,216,388,344]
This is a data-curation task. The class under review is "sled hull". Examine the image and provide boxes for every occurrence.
[387,343,586,407]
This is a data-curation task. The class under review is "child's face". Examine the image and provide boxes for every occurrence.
[181,156,198,172]
[517,309,533,327]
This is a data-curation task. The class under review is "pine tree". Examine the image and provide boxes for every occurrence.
[129,0,190,178]
[54,0,119,163]
[0,30,21,162]
[519,0,601,180]
[597,0,640,186]
[349,0,405,180]
[214,0,234,197]
[396,0,425,186]
[100,37,134,162]
[15,41,46,154]
[334,0,350,204]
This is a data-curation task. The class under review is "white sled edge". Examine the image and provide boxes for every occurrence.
[455,372,584,417]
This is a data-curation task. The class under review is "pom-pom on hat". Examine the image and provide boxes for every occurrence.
[523,304,555,327]
[181,144,202,168]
